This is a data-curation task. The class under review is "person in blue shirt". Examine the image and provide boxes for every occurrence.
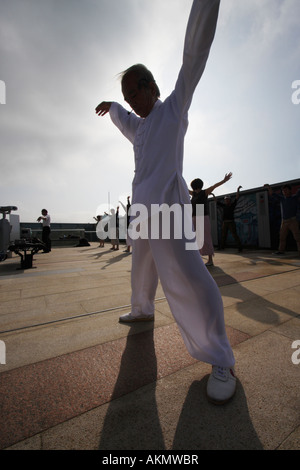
[265,184,300,255]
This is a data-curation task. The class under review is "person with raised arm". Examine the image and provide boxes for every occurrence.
[95,0,236,405]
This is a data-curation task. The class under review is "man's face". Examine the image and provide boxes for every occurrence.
[282,187,292,198]
[122,72,157,118]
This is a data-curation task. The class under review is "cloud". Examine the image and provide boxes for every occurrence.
[1,0,299,223]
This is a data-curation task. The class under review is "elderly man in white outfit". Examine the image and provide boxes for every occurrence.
[96,0,236,404]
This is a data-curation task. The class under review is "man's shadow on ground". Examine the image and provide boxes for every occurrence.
[98,324,263,450]
[98,324,165,450]
[172,378,263,450]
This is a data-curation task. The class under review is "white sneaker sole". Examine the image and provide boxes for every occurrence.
[206,388,236,405]
[119,315,154,323]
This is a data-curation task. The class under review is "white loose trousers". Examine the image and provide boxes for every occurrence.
[130,226,235,367]
[108,0,235,367]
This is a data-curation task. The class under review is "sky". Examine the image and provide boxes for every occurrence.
[1,0,299,224]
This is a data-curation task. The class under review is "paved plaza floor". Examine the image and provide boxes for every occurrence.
[0,243,299,450]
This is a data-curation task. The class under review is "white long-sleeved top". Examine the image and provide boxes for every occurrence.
[42,215,51,227]
[109,0,220,213]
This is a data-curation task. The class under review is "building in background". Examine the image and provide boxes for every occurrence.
[209,178,300,251]
[8,178,299,251]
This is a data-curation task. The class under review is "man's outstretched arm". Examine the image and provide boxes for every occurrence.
[95,101,112,116]
[174,0,221,114]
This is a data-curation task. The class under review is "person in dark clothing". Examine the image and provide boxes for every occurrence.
[264,183,300,255]
[37,209,51,253]
[119,196,132,253]
[110,207,119,251]
[214,186,242,251]
[189,172,232,266]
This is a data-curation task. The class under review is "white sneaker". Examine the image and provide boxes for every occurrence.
[207,366,236,405]
[119,313,154,323]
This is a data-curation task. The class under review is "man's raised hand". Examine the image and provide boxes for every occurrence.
[95,101,112,116]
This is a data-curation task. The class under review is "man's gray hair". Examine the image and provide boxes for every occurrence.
[120,64,160,98]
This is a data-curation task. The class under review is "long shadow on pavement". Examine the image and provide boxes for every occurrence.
[172,377,263,450]
[98,324,165,450]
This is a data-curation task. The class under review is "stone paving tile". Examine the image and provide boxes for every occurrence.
[0,322,248,449]
[1,246,299,450]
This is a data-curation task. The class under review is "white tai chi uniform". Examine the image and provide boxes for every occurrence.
[109,0,235,367]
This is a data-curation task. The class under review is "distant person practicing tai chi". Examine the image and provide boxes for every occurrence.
[95,0,236,404]
[214,185,243,252]
[105,207,119,251]
[264,183,300,256]
[37,208,51,253]
[189,172,233,266]
[119,196,132,253]
[94,215,105,247]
